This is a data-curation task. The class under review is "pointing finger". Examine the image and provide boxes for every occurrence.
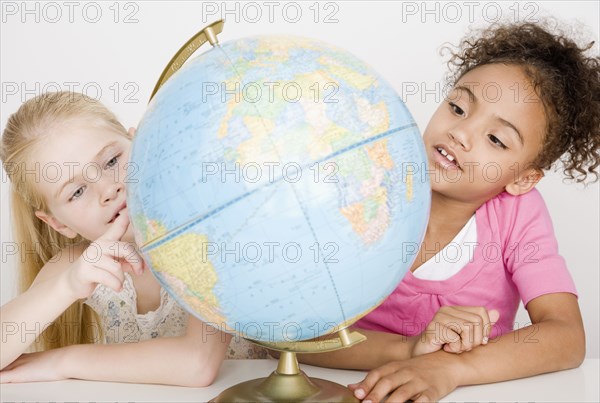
[101,208,130,241]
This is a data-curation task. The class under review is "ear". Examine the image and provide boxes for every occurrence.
[505,168,544,196]
[127,127,137,138]
[34,210,78,239]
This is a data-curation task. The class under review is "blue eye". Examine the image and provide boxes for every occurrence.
[69,186,86,201]
[488,134,507,149]
[106,154,120,168]
[449,102,465,116]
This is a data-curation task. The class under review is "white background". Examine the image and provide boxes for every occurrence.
[1,1,598,358]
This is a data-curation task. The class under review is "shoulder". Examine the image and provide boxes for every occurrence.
[484,188,547,216]
[31,243,87,287]
[480,188,552,231]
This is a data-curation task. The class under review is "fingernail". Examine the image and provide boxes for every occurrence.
[354,388,366,399]
[483,337,489,344]
[364,400,373,403]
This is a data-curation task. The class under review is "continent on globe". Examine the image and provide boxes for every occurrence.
[127,35,430,343]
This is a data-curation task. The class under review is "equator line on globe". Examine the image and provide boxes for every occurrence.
[127,27,430,345]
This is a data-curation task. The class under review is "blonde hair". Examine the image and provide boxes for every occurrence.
[1,91,128,351]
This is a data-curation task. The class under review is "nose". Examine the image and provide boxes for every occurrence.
[101,180,123,205]
[448,121,472,151]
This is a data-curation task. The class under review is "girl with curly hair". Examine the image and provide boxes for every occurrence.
[300,21,599,401]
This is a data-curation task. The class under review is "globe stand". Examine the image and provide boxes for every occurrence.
[211,328,366,402]
[149,19,225,101]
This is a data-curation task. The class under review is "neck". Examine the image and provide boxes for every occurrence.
[428,190,482,234]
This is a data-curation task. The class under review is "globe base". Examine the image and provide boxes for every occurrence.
[210,370,359,403]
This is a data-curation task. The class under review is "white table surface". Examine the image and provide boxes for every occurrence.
[1,358,598,402]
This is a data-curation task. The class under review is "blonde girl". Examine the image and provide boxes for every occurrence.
[0,92,233,385]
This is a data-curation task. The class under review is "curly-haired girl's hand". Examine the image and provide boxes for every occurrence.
[411,306,499,357]
[348,350,464,402]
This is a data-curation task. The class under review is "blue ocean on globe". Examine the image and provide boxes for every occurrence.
[127,35,430,342]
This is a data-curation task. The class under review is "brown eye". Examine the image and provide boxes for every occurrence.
[488,134,507,149]
[449,102,465,116]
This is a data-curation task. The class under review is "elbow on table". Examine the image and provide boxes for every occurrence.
[178,346,228,387]
[177,356,222,387]
[186,368,220,388]
[561,326,586,370]
[176,363,220,388]
[567,342,586,370]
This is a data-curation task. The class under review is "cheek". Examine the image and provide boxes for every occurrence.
[81,221,108,242]
[119,162,130,184]
[421,126,436,148]
[422,112,447,142]
[473,160,519,186]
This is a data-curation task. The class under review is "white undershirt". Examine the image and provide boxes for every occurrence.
[412,215,478,281]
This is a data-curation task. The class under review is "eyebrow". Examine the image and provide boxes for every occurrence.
[497,117,524,146]
[55,141,119,199]
[454,85,475,103]
[454,85,524,147]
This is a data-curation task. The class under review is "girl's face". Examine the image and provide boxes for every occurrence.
[33,119,133,242]
[422,63,547,204]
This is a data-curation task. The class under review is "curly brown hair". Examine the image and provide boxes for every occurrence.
[444,21,600,183]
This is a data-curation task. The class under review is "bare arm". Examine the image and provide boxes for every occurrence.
[455,293,584,384]
[2,213,143,371]
[297,306,498,370]
[295,328,416,370]
[1,315,232,387]
[59,315,231,386]
[0,270,76,369]
[0,243,88,370]
[353,293,585,402]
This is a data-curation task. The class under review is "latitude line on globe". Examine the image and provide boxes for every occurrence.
[141,121,417,252]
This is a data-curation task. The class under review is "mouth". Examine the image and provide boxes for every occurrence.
[433,144,461,170]
[108,201,127,224]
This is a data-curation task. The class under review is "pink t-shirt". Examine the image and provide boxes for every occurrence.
[355,188,577,339]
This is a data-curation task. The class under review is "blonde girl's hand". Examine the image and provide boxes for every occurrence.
[411,306,500,357]
[0,350,66,383]
[63,210,144,300]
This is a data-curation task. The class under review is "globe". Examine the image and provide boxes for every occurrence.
[127,35,430,343]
